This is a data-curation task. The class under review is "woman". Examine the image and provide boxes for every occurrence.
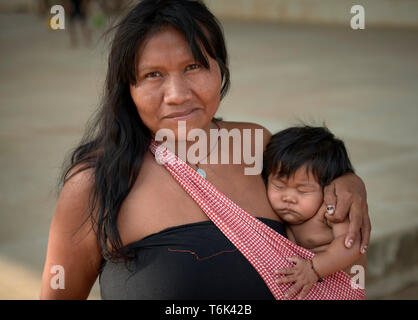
[40,0,370,299]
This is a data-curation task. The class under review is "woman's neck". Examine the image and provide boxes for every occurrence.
[152,120,221,164]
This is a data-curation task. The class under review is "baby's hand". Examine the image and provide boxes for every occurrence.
[275,256,320,300]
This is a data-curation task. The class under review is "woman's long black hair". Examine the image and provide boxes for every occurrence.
[59,0,230,262]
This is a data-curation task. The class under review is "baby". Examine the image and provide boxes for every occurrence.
[262,126,367,299]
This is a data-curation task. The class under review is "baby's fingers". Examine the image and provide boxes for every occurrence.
[275,274,296,284]
[275,267,294,275]
[285,283,303,300]
[297,285,313,300]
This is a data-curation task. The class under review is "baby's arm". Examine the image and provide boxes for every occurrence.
[312,218,362,278]
[275,219,362,299]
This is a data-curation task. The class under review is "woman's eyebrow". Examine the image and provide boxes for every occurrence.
[138,59,197,72]
[137,65,162,73]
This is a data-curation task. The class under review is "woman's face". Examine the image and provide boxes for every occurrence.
[130,26,222,138]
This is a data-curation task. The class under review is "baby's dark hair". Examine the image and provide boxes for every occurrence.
[262,126,354,187]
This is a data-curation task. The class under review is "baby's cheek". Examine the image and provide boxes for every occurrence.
[303,195,323,216]
[267,187,281,208]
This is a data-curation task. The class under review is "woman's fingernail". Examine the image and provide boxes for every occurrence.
[361,246,367,254]
[346,239,353,248]
[326,205,335,214]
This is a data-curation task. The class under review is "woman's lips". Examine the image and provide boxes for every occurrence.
[164,108,200,120]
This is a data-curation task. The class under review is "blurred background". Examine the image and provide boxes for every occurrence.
[0,0,417,299]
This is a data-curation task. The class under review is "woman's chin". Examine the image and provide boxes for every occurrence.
[162,116,214,137]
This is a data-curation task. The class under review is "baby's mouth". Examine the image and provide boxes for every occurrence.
[277,208,299,215]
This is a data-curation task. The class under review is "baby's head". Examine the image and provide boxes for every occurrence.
[263,126,354,225]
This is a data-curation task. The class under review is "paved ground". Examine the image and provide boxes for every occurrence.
[0,13,417,299]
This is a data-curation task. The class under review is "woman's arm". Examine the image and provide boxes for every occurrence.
[40,169,102,299]
[323,173,371,254]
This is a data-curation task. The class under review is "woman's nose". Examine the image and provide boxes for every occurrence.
[163,75,192,105]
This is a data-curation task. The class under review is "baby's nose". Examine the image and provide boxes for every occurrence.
[282,194,297,204]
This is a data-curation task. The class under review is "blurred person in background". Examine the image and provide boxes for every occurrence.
[65,0,92,47]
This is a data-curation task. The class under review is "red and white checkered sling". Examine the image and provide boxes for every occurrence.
[150,140,365,300]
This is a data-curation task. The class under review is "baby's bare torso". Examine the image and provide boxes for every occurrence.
[287,210,366,275]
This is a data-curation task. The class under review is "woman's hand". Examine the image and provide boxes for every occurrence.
[275,257,319,300]
[323,173,371,254]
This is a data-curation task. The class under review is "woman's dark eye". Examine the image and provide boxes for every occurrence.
[185,63,200,71]
[145,71,162,78]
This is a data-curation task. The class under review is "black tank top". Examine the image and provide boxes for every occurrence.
[99,217,286,299]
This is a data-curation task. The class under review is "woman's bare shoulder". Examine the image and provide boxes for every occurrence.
[219,120,269,131]
[40,165,101,299]
[218,120,272,148]
[63,164,95,187]
[59,165,95,214]
[53,165,99,249]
